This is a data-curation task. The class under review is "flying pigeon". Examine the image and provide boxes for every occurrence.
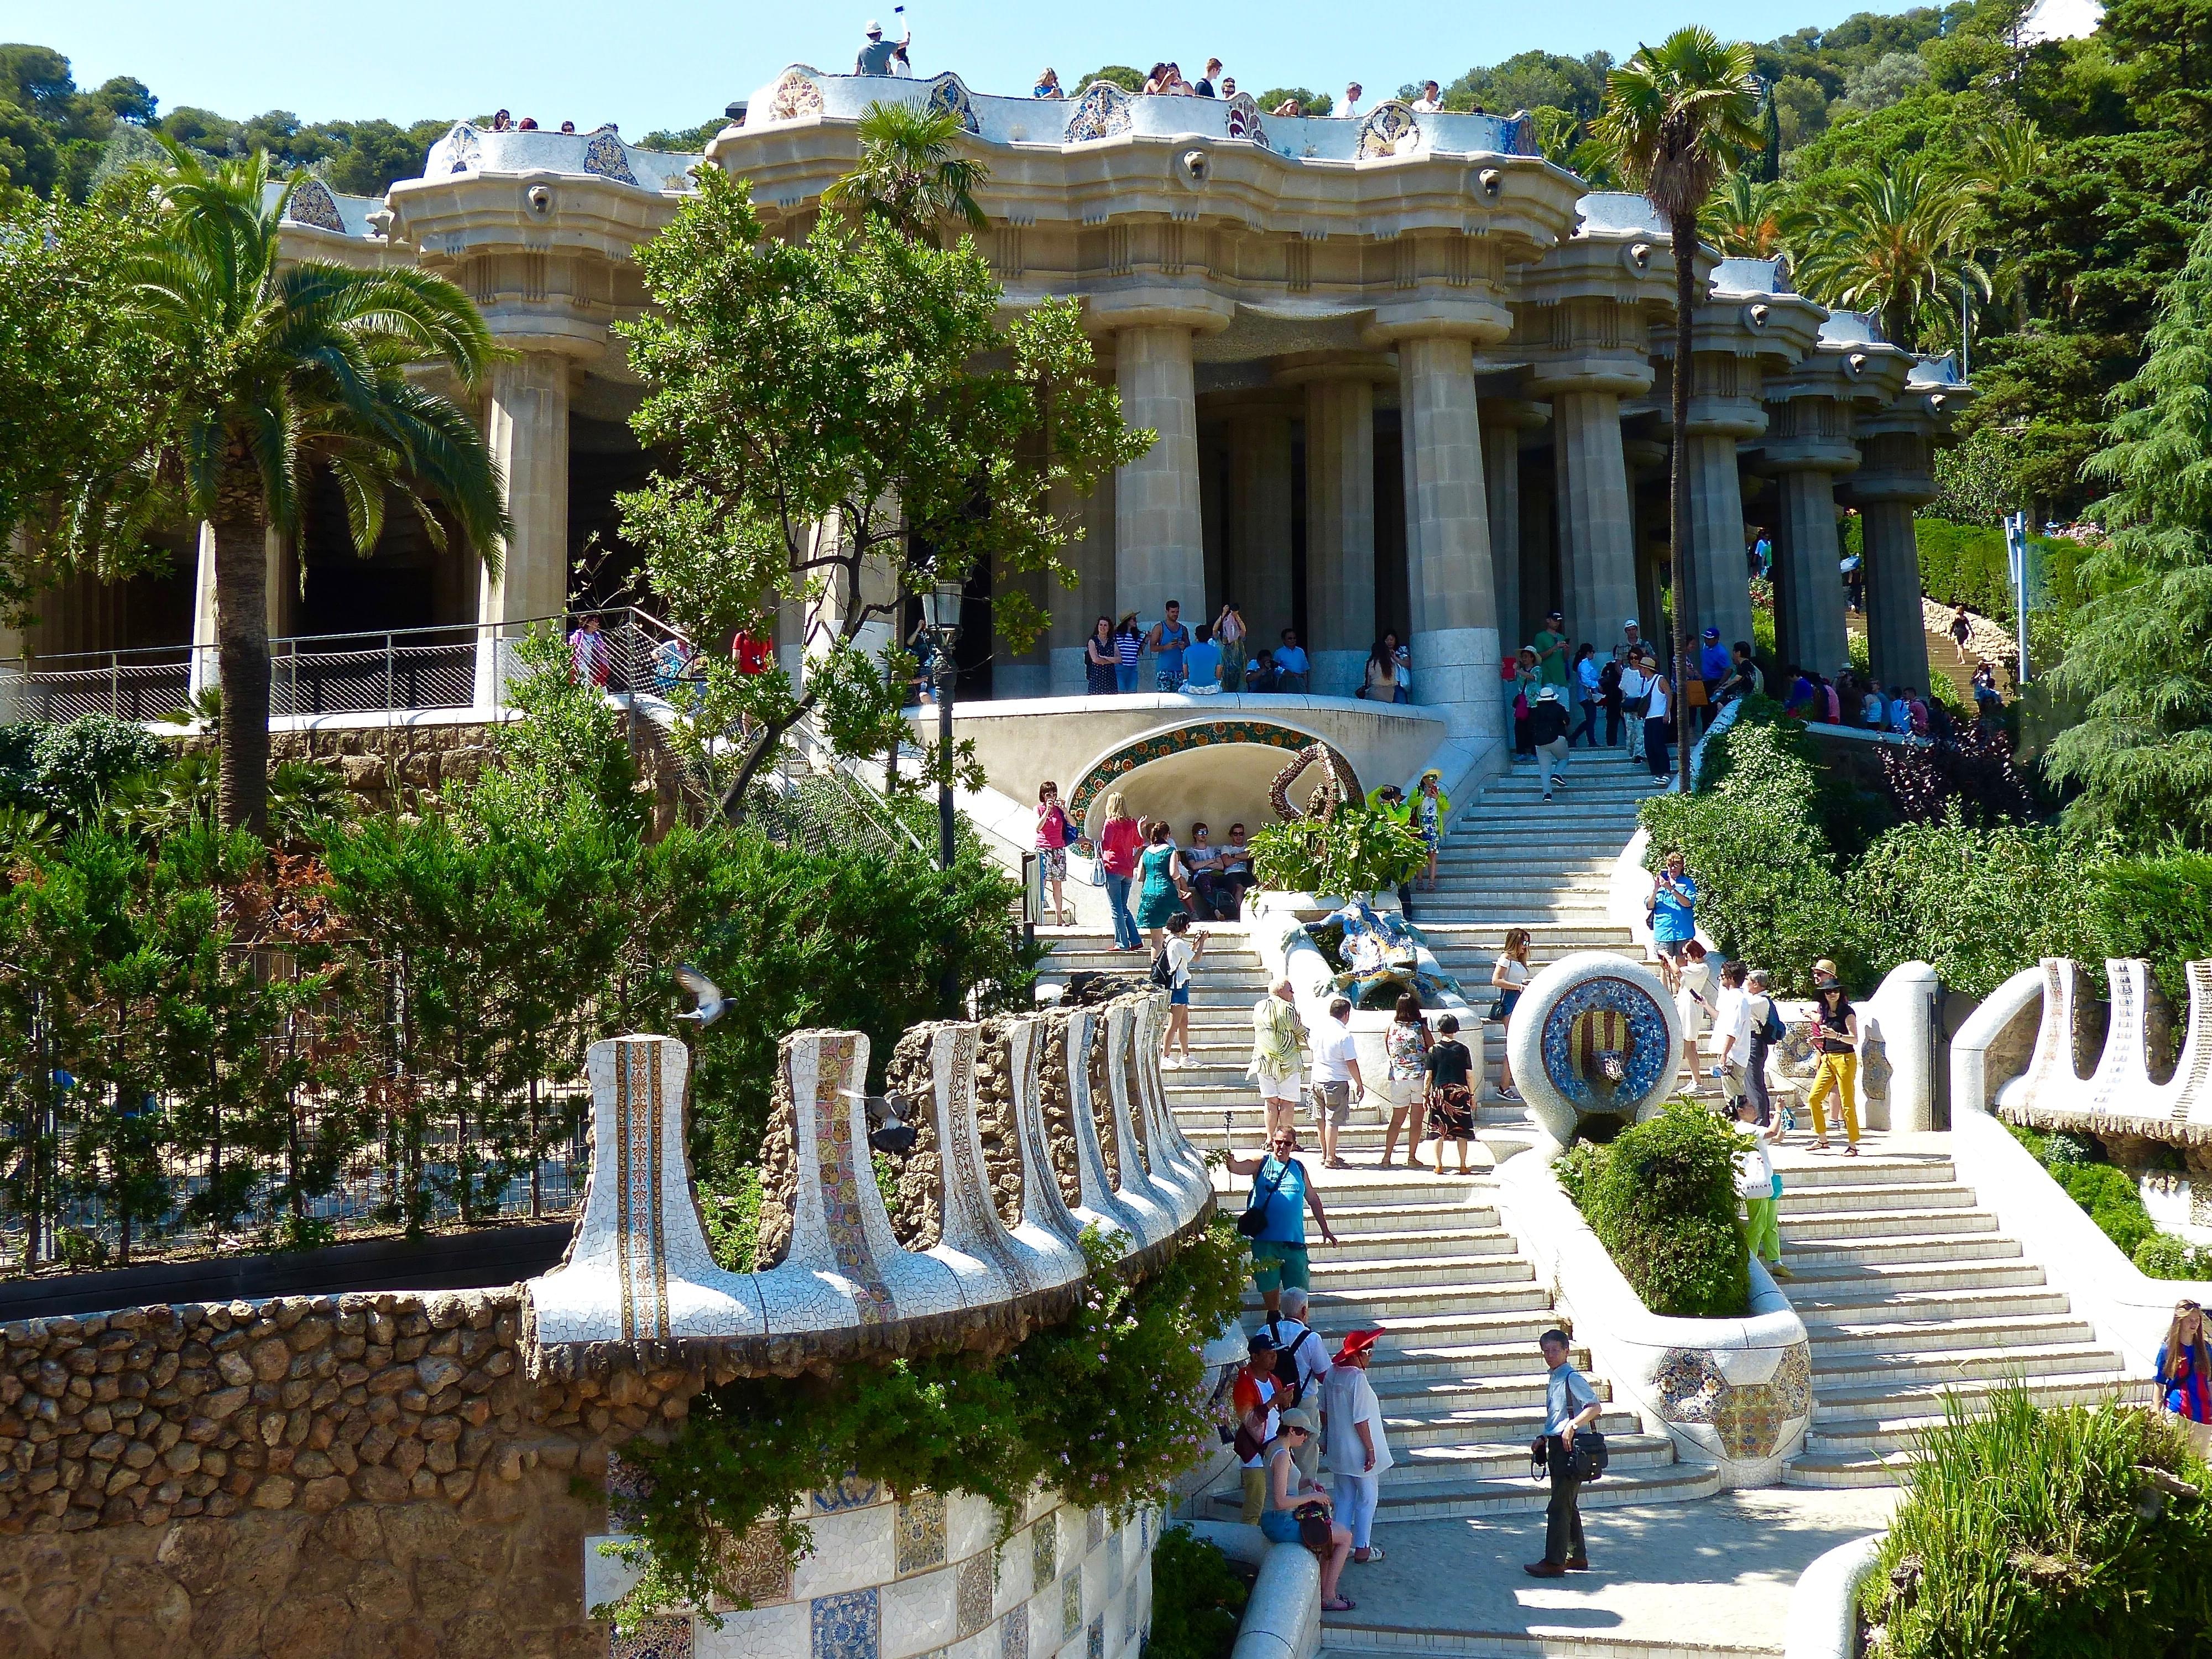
[868,1090,919,1155]
[675,964,731,1027]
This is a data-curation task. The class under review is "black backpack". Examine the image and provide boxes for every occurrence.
[1149,946,1175,989]
[1529,700,1570,744]
[1599,660,1623,698]
[1266,1316,1317,1405]
[1757,995,1786,1045]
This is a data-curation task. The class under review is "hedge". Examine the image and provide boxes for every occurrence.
[1559,1101,1750,1318]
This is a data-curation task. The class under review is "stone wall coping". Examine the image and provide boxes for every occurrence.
[1492,1144,1811,1486]
[1781,1531,1884,1659]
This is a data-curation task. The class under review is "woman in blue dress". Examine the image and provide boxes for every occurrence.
[1134,820,1188,948]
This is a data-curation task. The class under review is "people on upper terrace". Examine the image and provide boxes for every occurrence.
[1035,68,1063,99]
[1194,59,1224,97]
[1412,80,1442,111]
[1343,82,1364,116]
[855,18,910,76]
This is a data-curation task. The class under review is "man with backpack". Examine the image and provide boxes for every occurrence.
[1265,1287,1335,1482]
[1526,1328,1603,1577]
[1743,968,1783,1136]
[1528,685,1572,801]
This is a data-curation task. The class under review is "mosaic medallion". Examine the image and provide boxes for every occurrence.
[611,1616,693,1659]
[1031,1518,1056,1592]
[1000,1604,1030,1659]
[1651,1343,1812,1462]
[770,69,825,122]
[897,1491,948,1576]
[812,1472,884,1514]
[1065,82,1133,143]
[1087,1615,1104,1659]
[927,74,980,135]
[957,1550,995,1637]
[1062,1566,1081,1638]
[711,1515,792,1610]
[1224,94,1269,149]
[1355,103,1420,160]
[812,1588,880,1659]
[582,129,639,186]
[1538,976,1671,1114]
[285,179,345,232]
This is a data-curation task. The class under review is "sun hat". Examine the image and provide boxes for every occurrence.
[1334,1328,1383,1364]
[1277,1407,1317,1435]
[1419,766,1442,782]
[1815,974,1842,991]
[1536,685,1561,702]
[867,19,884,32]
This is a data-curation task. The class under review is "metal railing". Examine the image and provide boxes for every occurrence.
[0,607,701,726]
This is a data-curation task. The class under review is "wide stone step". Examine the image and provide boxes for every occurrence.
[1286,1254,1540,1292]
[1770,1156,1958,1190]
[1812,1366,2141,1419]
[1781,1448,1913,1489]
[1795,1312,2097,1358]
[1245,1279,1552,1322]
[1383,1396,1632,1450]
[1782,1259,2046,1300]
[1372,1371,1612,1418]
[1382,1429,1676,1484]
[1306,1226,1522,1264]
[1806,1377,2156,1451]
[1365,1337,1592,1384]
[1778,1180,1976,1214]
[1778,1232,2023,1270]
[1797,1284,2075,1326]
[1811,1341,2129,1391]
[1418,925,1640,946]
[1287,1199,1501,1234]
[1781,1206,2001,1241]
[1259,1305,1570,1351]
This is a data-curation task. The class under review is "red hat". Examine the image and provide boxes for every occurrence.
[1334,1328,1383,1364]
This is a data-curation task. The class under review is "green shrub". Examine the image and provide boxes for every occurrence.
[2083,854,2212,998]
[1248,800,1427,897]
[2054,1163,2159,1258]
[1641,714,1860,995]
[1863,1383,2212,1658]
[2042,1130,2096,1169]
[28,714,164,825]
[1570,1101,1751,1318]
[1146,1526,1249,1659]
[2133,1233,2212,1280]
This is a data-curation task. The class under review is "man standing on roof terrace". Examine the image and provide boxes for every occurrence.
[1194,59,1224,97]
[855,19,909,76]
[1412,80,1442,111]
[1342,82,1364,117]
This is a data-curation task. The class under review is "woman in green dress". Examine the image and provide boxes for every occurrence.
[1134,820,1189,948]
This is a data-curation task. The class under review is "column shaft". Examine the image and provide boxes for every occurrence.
[1481,421,1522,654]
[1683,434,1755,655]
[1552,390,1637,654]
[1048,468,1116,693]
[1397,336,1499,735]
[1305,376,1376,695]
[1862,499,1931,693]
[1114,326,1206,624]
[1773,468,1849,677]
[474,352,570,703]
[1227,410,1295,651]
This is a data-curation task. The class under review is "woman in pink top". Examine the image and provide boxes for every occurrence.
[1097,791,1145,952]
[1036,781,1073,926]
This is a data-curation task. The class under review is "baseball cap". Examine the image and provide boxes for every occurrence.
[1247,1332,1276,1355]
[1703,627,1720,641]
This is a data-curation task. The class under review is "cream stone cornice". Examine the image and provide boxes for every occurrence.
[389,170,688,269]
[1081,287,1238,336]
[1272,350,1399,386]
[1360,295,1515,348]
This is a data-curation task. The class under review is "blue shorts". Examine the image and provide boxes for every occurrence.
[1260,1506,1301,1545]
[1170,983,1191,1006]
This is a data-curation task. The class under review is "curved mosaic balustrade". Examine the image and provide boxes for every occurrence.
[420,121,701,191]
[524,994,1214,1380]
[2003,956,2212,1146]
[1505,952,1684,1159]
[739,66,1540,160]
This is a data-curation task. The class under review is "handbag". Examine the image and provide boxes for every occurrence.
[1237,1159,1293,1239]
[1293,1500,1334,1554]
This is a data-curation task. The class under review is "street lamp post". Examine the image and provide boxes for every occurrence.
[921,579,964,874]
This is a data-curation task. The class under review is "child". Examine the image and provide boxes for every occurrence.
[1415,1014,1477,1175]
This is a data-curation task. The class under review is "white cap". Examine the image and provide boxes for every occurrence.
[1623,618,1639,628]
[1537,685,1561,702]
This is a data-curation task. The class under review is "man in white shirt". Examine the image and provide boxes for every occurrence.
[1308,995,1366,1170]
[1713,961,1755,1118]
[1265,1286,1334,1481]
[1411,80,1442,111]
[1342,82,1363,117]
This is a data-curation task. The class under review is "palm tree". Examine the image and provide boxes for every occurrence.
[1791,156,1989,349]
[1593,27,1762,795]
[821,101,989,247]
[1701,171,1794,260]
[112,144,507,835]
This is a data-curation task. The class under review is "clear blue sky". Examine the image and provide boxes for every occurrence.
[12,0,1880,136]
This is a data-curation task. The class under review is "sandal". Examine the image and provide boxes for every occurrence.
[1355,1546,1385,1563]
[1322,1597,1357,1613]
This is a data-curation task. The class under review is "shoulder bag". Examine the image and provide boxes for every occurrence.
[1237,1159,1294,1239]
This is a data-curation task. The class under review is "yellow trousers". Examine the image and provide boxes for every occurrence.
[1805,1052,1859,1144]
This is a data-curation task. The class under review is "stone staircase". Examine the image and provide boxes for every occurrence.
[1201,1161,1719,1522]
[1777,1145,2148,1486]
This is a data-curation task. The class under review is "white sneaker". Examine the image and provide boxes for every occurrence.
[1163,1055,1182,1070]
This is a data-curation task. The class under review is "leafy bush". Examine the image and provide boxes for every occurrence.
[1863,1384,2212,1658]
[602,1221,1250,1631]
[1147,1526,1249,1659]
[25,714,164,825]
[2083,854,2212,998]
[1844,811,2099,998]
[2133,1233,2212,1280]
[1642,713,1860,995]
[2007,1123,2181,1265]
[1248,801,1427,898]
[1566,1101,1750,1319]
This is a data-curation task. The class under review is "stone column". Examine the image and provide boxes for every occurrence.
[1481,416,1525,652]
[1226,406,1295,651]
[1394,335,1499,736]
[473,351,571,706]
[1048,468,1116,694]
[1771,467,1849,677]
[1683,433,1755,654]
[1853,427,1938,693]
[1550,390,1639,653]
[1761,390,1861,681]
[1113,325,1206,625]
[1302,375,1376,695]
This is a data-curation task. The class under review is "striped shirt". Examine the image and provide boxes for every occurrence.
[1115,632,1142,667]
[2159,1341,2211,1423]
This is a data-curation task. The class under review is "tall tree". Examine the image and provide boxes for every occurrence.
[107,143,507,834]
[616,163,1146,817]
[2044,220,2212,851]
[1701,171,1792,259]
[820,101,988,247]
[1594,27,1763,794]
[1791,155,1990,350]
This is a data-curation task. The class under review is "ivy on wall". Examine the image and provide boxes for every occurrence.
[594,1219,1250,1630]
